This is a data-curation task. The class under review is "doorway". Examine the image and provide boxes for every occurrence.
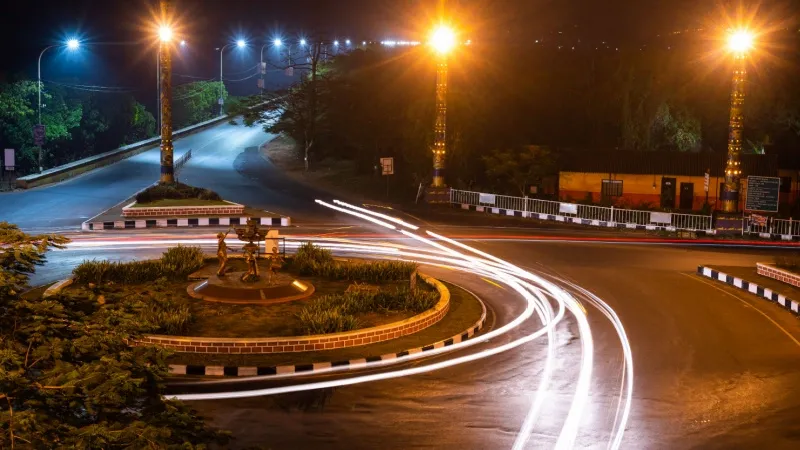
[680,182,694,210]
[661,177,676,208]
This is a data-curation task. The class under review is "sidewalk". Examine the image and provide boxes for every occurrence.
[710,265,800,300]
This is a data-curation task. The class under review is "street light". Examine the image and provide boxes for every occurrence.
[427,24,456,191]
[299,38,306,47]
[721,29,754,213]
[180,39,186,47]
[345,39,351,45]
[37,37,81,171]
[158,25,173,42]
[219,39,247,116]
[273,38,282,47]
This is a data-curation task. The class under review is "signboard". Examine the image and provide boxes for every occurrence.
[33,124,46,147]
[3,148,14,171]
[650,212,672,224]
[285,66,294,77]
[478,193,496,205]
[260,62,267,74]
[379,157,394,175]
[264,229,280,255]
[749,213,768,227]
[744,176,780,212]
[704,172,709,193]
[559,203,578,215]
[218,97,224,105]
[257,78,264,89]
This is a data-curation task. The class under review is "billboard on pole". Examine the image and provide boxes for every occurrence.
[3,148,14,171]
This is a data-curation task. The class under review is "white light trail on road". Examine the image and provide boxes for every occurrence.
[332,200,419,230]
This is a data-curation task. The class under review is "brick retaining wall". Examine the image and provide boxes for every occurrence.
[756,262,800,288]
[122,202,245,217]
[142,274,450,354]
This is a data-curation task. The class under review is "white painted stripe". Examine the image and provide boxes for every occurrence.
[764,288,773,299]
[380,353,397,360]
[645,225,656,231]
[433,341,445,349]
[198,217,209,226]
[205,366,224,376]
[491,208,500,214]
[461,203,469,210]
[156,219,168,227]
[313,361,332,370]
[407,348,422,355]
[81,222,90,231]
[135,220,146,228]
[734,278,743,288]
[782,235,792,241]
[591,220,600,226]
[539,213,548,220]
[281,217,291,226]
[607,222,616,227]
[476,206,485,212]
[177,218,189,227]
[114,221,125,229]
[169,364,187,375]
[717,272,726,282]
[452,334,462,343]
[792,301,799,313]
[666,226,676,232]
[219,217,230,226]
[349,358,367,367]
[626,223,637,229]
[759,232,771,239]
[506,210,514,216]
[237,367,257,377]
[276,365,295,374]
[749,283,758,294]
[259,217,270,226]
[702,267,713,277]
[778,297,787,307]
[555,216,565,222]
[240,217,249,224]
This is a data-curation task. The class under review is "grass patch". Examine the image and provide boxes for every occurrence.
[135,181,221,204]
[289,242,417,282]
[73,245,204,285]
[130,199,231,208]
[167,282,484,368]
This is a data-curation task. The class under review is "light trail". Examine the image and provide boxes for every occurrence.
[89,199,633,449]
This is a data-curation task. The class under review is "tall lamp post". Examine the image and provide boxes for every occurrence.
[722,30,754,213]
[158,21,175,184]
[218,39,246,116]
[429,25,456,192]
[37,38,80,172]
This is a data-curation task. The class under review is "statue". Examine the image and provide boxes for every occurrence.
[216,229,232,277]
[241,243,260,283]
[266,245,284,285]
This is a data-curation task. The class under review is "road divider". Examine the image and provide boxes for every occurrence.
[696,265,800,316]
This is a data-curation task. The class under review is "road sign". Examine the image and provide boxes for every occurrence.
[4,148,14,171]
[285,66,294,77]
[380,157,394,175]
[703,172,709,192]
[33,124,46,147]
[745,176,780,212]
[218,97,224,105]
[257,78,264,89]
[260,62,266,74]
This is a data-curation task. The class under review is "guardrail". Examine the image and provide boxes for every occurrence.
[744,216,800,239]
[15,96,281,189]
[450,189,714,233]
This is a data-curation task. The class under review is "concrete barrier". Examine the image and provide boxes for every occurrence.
[16,97,280,189]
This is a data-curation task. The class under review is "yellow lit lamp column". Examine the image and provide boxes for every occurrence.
[426,25,456,203]
[722,30,753,213]
[158,6,175,184]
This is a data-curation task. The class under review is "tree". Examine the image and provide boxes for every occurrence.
[0,222,228,448]
[173,81,227,129]
[483,146,556,196]
[651,102,701,152]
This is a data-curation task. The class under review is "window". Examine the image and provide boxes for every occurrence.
[781,176,792,193]
[601,179,623,198]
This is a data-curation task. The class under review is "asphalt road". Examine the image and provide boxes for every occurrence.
[0,120,343,233]
[34,227,800,449]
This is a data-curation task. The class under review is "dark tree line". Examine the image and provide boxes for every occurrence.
[241,31,800,196]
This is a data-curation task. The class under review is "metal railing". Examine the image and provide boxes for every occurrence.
[450,189,713,232]
[745,216,800,237]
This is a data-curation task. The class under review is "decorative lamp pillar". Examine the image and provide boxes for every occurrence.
[158,1,175,184]
[722,53,746,212]
[432,55,448,188]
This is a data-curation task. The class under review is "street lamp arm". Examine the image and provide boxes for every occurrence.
[37,45,57,126]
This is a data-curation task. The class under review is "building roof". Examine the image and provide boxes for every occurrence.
[559,150,778,177]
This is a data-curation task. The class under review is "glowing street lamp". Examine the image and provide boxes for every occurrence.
[158,25,173,42]
[37,37,81,171]
[721,29,755,213]
[345,39,351,45]
[299,38,306,47]
[428,24,456,191]
[218,39,247,116]
[273,38,282,47]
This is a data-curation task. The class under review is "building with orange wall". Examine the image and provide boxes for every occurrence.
[558,151,782,212]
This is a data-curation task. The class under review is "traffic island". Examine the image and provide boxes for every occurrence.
[48,242,487,376]
[81,182,289,230]
[696,264,800,317]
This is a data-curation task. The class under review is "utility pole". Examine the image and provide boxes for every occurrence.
[159,0,174,184]
[722,52,745,212]
[431,55,448,188]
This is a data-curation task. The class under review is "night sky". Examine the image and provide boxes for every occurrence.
[0,0,793,107]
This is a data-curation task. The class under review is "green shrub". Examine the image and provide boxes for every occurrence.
[135,182,221,204]
[73,245,204,284]
[290,243,417,282]
[161,245,205,279]
[297,307,359,334]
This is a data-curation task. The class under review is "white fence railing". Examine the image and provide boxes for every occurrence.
[744,216,800,238]
[450,189,714,232]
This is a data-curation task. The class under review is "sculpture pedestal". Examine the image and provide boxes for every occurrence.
[187,271,314,305]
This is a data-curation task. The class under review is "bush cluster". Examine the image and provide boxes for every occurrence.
[135,182,222,204]
[297,284,439,335]
[74,245,205,284]
[290,242,417,282]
